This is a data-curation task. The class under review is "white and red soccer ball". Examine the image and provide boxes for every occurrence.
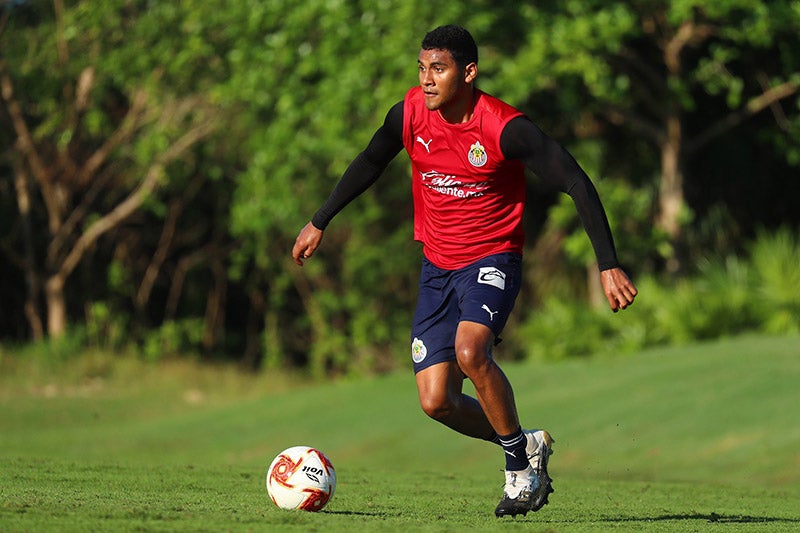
[266,446,336,512]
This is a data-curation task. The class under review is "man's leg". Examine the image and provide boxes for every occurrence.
[453,320,519,435]
[415,321,525,446]
[411,253,553,515]
[415,359,497,440]
[415,321,527,466]
[453,320,554,517]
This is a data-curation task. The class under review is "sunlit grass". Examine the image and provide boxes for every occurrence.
[1,334,799,531]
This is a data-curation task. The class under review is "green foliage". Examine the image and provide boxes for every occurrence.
[644,229,800,340]
[548,177,671,269]
[518,298,614,360]
[222,1,546,372]
[2,1,799,375]
[85,301,129,351]
[15,329,90,362]
[749,228,800,333]
[142,318,206,361]
[636,264,750,346]
[518,229,800,359]
[494,0,800,246]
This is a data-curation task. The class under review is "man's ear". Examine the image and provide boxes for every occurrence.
[464,62,478,84]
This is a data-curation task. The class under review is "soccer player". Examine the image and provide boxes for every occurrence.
[292,25,637,517]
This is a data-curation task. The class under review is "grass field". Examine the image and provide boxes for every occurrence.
[1,334,799,532]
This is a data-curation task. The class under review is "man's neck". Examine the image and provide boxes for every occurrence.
[438,86,476,124]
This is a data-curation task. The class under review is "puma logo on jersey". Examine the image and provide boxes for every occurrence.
[482,304,499,321]
[416,136,433,153]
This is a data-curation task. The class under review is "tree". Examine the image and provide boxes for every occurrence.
[223,0,489,371]
[2,1,798,371]
[0,1,218,338]
[491,1,800,270]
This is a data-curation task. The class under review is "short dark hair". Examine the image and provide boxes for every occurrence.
[421,25,478,69]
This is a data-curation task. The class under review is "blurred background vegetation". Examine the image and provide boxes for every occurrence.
[1,0,798,376]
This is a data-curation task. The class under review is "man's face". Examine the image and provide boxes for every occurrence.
[418,48,473,112]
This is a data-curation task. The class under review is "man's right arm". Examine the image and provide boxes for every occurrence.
[310,101,405,230]
[292,101,404,266]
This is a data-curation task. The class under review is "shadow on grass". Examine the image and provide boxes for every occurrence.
[324,510,389,517]
[605,512,800,525]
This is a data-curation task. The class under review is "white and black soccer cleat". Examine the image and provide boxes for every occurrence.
[524,429,555,511]
[494,467,538,518]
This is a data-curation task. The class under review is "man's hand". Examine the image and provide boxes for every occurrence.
[291,222,324,266]
[600,267,637,312]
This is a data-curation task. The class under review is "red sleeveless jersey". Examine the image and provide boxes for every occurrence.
[402,86,526,270]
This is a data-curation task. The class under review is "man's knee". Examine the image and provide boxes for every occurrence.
[455,344,491,377]
[455,321,494,377]
[415,361,463,422]
[419,392,456,422]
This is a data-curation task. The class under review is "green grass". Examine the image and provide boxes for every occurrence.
[1,335,799,532]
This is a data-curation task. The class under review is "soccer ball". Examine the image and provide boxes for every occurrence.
[266,446,336,512]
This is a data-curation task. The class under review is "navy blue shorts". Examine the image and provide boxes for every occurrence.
[410,252,522,373]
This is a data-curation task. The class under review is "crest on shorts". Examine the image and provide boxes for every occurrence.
[468,140,487,167]
[411,337,427,363]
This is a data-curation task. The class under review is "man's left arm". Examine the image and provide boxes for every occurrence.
[500,116,637,311]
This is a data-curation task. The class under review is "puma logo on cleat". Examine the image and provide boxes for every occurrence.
[482,304,499,321]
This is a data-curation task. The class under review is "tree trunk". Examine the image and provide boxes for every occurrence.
[45,275,67,337]
[657,115,684,238]
[13,167,44,340]
[243,289,266,370]
[587,262,605,309]
[657,113,685,272]
[201,254,227,351]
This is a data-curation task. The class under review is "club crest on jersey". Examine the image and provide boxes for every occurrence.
[468,140,487,167]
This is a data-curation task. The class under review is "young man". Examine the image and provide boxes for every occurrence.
[292,25,637,517]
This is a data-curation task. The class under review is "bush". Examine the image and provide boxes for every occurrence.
[516,228,800,359]
[749,228,800,334]
[142,318,206,361]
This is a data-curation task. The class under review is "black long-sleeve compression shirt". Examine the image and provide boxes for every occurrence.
[311,102,404,230]
[311,100,619,270]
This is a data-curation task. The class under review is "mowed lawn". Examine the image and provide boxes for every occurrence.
[1,334,799,532]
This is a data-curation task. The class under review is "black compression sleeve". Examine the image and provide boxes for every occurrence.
[311,101,405,230]
[501,116,620,270]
